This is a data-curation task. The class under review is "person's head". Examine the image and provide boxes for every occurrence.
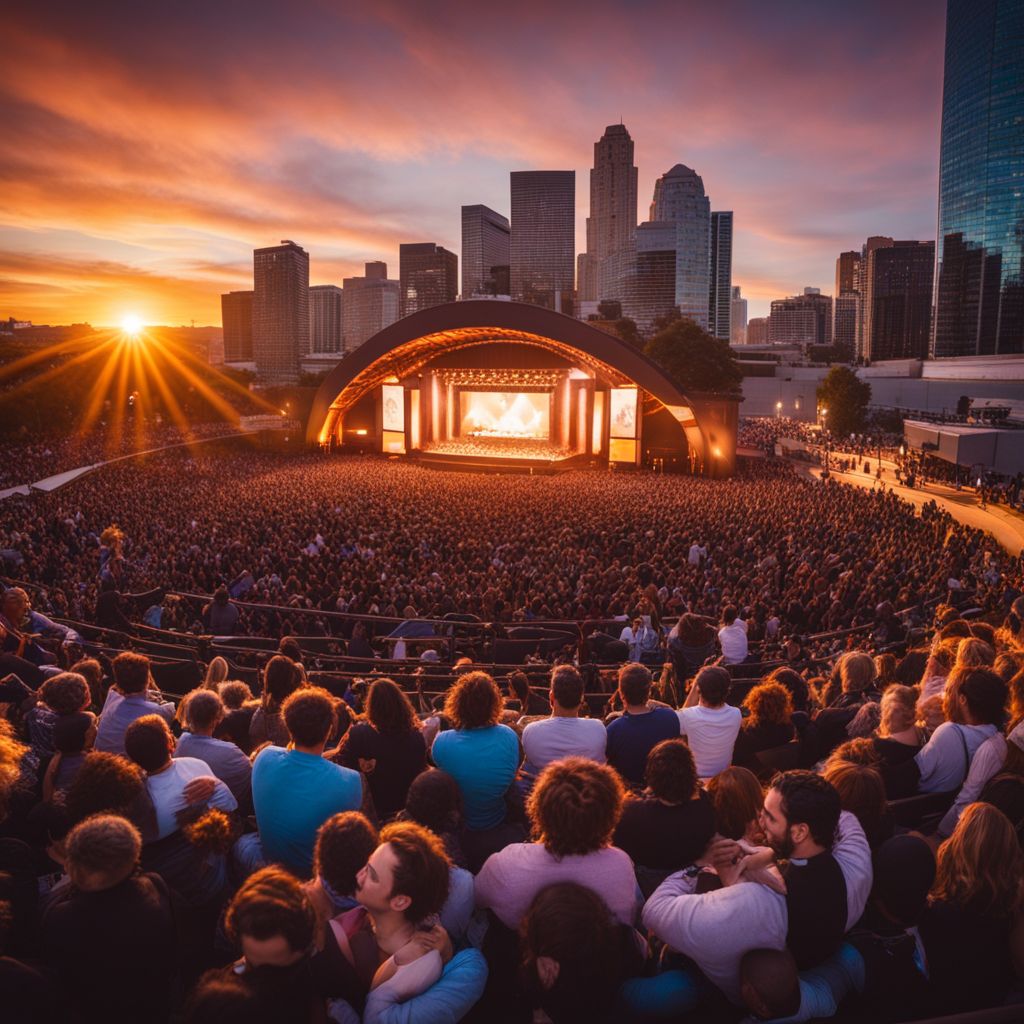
[1,586,29,622]
[955,637,995,670]
[644,739,698,804]
[38,672,91,716]
[124,714,174,773]
[763,667,809,712]
[917,694,946,732]
[706,766,765,842]
[932,803,1024,917]
[70,657,105,706]
[402,768,463,836]
[365,677,417,734]
[838,651,876,695]
[184,971,273,1024]
[112,651,151,695]
[722,605,738,626]
[873,653,898,689]
[355,821,450,925]
[282,688,336,749]
[944,666,1007,727]
[53,711,97,756]
[871,835,935,927]
[822,761,886,842]
[0,721,29,825]
[969,621,996,647]
[262,655,300,706]
[695,665,731,708]
[762,771,840,858]
[507,671,531,707]
[550,664,584,711]
[528,758,624,858]
[826,737,879,768]
[219,680,254,710]
[994,653,1024,685]
[519,883,629,1017]
[880,684,918,737]
[314,812,379,903]
[278,637,303,663]
[65,751,145,825]
[939,618,972,643]
[214,587,230,608]
[226,867,316,968]
[617,662,652,707]
[184,689,224,735]
[845,700,881,739]
[443,671,503,730]
[739,948,800,1021]
[65,814,141,892]
[743,681,793,728]
[204,656,230,688]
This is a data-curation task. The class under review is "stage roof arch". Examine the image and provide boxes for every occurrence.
[307,300,728,467]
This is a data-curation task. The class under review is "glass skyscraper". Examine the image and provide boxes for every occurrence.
[932,0,1024,357]
[510,171,575,313]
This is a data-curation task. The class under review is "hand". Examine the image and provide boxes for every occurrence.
[743,863,787,895]
[183,775,217,804]
[394,923,449,965]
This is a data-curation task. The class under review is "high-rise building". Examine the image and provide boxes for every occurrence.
[342,262,400,352]
[252,240,309,384]
[835,251,860,296]
[460,205,510,298]
[399,243,457,318]
[708,211,733,340]
[855,237,894,359]
[581,124,639,304]
[747,317,768,346]
[649,164,711,328]
[862,241,935,361]
[624,221,677,337]
[769,288,833,347]
[933,0,1024,357]
[730,285,748,345]
[832,250,861,355]
[221,290,253,362]
[510,171,576,313]
[309,285,343,354]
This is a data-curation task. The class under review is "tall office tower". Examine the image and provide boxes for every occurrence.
[252,240,309,384]
[342,261,400,352]
[933,0,1024,357]
[399,243,457,317]
[510,170,576,313]
[855,237,894,359]
[708,211,734,340]
[461,205,510,298]
[746,317,768,345]
[221,290,253,362]
[833,250,861,354]
[768,288,833,347]
[835,251,861,296]
[649,164,711,328]
[861,241,935,361]
[309,285,344,354]
[625,220,677,337]
[730,285,748,345]
[581,124,639,304]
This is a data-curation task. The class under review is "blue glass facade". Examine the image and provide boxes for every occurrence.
[933,0,1024,357]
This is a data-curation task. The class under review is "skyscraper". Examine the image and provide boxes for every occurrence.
[309,284,343,354]
[835,251,860,296]
[252,240,309,384]
[855,237,894,359]
[342,262,400,352]
[769,288,833,347]
[649,164,711,328]
[626,221,677,337]
[461,205,510,298]
[933,0,1024,357]
[708,211,734,340]
[580,124,638,304]
[510,170,576,313]
[862,241,935,361]
[730,285,748,345]
[833,250,861,355]
[747,317,768,345]
[399,243,457,318]
[221,290,253,362]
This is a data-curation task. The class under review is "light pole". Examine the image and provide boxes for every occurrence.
[776,400,783,419]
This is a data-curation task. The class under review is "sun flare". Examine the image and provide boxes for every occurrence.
[120,314,144,337]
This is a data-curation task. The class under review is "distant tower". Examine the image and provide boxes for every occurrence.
[309,285,344,354]
[510,170,576,313]
[399,243,458,317]
[708,211,734,340]
[252,240,309,384]
[221,290,253,362]
[342,262,400,352]
[461,205,510,298]
[730,285,748,345]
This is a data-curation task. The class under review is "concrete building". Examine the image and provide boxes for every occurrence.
[769,288,832,347]
[854,237,894,359]
[460,205,510,299]
[747,316,769,346]
[510,170,576,313]
[399,243,458,318]
[708,211,733,341]
[309,285,343,354]
[730,285,748,345]
[342,261,400,352]
[253,241,309,384]
[862,241,935,362]
[221,290,253,362]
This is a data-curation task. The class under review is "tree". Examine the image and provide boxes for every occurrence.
[614,317,642,348]
[597,299,622,320]
[643,317,742,394]
[816,366,871,437]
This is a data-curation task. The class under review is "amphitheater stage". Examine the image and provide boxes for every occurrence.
[412,437,594,474]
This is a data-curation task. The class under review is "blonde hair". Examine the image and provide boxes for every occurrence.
[880,685,918,736]
[955,638,995,670]
[204,656,230,690]
[838,652,876,694]
[0,720,28,823]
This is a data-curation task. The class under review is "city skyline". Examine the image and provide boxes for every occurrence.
[0,1,946,326]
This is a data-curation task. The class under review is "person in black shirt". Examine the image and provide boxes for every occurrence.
[733,681,795,768]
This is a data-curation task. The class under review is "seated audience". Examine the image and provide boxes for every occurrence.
[176,688,253,810]
[706,765,766,844]
[249,655,301,749]
[94,652,175,754]
[676,665,743,779]
[732,680,795,768]
[606,663,681,788]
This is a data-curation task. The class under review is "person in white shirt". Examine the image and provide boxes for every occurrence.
[718,606,749,665]
[677,666,742,778]
[521,665,607,780]
[687,540,707,567]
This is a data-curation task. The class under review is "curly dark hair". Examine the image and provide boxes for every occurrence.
[314,812,379,899]
[39,673,90,716]
[282,687,336,747]
[528,758,624,858]
[380,820,451,924]
[643,739,698,804]
[743,682,793,729]
[443,671,503,730]
[65,752,145,826]
[366,678,417,735]
[226,866,316,953]
[402,768,463,836]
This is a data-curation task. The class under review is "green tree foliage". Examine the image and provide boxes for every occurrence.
[816,366,872,436]
[643,317,742,394]
[614,318,642,348]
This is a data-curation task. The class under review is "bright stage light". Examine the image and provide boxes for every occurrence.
[120,314,144,337]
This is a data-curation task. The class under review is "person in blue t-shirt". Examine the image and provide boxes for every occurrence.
[605,663,681,788]
[244,688,363,878]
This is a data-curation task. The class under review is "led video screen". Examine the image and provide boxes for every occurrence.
[458,391,550,439]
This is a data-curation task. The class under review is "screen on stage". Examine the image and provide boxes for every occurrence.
[459,391,550,439]
[382,384,404,433]
[610,387,637,439]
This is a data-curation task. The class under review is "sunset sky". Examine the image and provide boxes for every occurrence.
[1,1,946,326]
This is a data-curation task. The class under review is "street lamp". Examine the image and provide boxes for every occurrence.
[776,401,783,418]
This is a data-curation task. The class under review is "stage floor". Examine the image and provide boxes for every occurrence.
[423,436,575,462]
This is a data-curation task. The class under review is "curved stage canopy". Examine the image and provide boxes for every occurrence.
[307,300,738,474]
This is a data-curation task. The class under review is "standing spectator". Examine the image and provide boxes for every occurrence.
[203,587,240,636]
[94,652,175,755]
[676,666,743,779]
[605,663,680,789]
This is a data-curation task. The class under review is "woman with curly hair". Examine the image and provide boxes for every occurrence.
[733,681,795,767]
[919,803,1024,1014]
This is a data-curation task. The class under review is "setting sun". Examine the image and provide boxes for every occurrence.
[120,314,144,337]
